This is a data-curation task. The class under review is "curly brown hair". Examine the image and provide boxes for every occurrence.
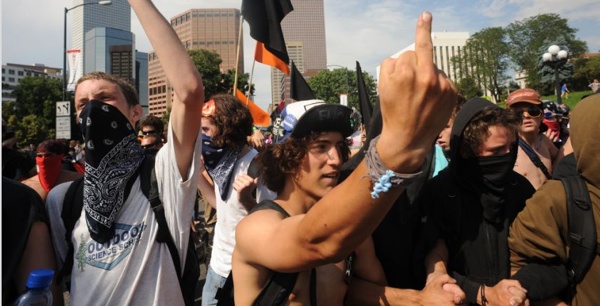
[259,132,350,194]
[460,106,521,158]
[206,94,253,150]
[75,71,139,107]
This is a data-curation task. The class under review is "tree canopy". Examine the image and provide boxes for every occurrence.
[308,67,377,111]
[4,76,61,146]
[505,13,587,90]
[188,49,252,101]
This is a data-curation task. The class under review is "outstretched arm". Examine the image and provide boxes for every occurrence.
[130,0,204,179]
[235,12,457,272]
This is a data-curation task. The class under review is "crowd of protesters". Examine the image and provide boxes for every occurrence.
[3,4,600,306]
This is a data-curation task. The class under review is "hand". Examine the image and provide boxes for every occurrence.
[377,12,457,173]
[543,129,559,143]
[248,129,265,150]
[421,273,466,305]
[233,173,258,204]
[486,280,528,306]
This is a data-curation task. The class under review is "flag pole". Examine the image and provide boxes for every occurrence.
[233,14,243,95]
[246,55,257,107]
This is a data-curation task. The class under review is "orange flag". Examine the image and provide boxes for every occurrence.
[255,42,290,75]
[235,89,271,127]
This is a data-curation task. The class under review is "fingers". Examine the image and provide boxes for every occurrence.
[415,12,434,69]
[233,174,257,192]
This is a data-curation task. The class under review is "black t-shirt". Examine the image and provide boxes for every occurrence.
[2,147,34,181]
[2,177,47,304]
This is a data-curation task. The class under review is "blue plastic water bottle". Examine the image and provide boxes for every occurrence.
[14,269,54,306]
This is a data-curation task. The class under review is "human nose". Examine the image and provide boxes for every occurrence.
[325,147,341,165]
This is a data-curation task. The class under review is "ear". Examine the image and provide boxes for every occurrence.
[130,104,143,127]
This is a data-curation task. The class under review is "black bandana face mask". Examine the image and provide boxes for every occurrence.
[201,134,241,201]
[79,100,144,243]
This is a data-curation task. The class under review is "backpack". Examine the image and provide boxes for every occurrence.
[561,175,599,287]
[59,155,200,306]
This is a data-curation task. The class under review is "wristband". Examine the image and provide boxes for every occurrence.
[365,136,424,199]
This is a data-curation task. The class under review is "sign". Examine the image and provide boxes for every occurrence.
[56,117,71,140]
[339,94,348,106]
[56,101,70,116]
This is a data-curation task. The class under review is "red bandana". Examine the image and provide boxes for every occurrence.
[36,154,64,192]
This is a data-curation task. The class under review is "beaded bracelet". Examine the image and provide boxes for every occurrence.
[365,136,424,199]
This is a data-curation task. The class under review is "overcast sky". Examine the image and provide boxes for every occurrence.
[2,0,599,110]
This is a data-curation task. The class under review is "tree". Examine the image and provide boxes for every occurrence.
[572,56,600,90]
[188,50,252,101]
[456,77,483,99]
[8,76,61,146]
[308,68,377,111]
[538,37,574,96]
[452,27,510,103]
[506,13,588,89]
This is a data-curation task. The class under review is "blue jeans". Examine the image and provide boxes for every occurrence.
[201,266,228,306]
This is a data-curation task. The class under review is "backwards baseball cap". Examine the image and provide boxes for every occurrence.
[279,99,355,142]
[506,88,542,107]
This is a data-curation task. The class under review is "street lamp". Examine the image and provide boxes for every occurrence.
[63,0,112,101]
[542,44,568,104]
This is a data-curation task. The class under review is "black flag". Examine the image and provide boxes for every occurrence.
[290,61,316,101]
[242,0,293,64]
[356,61,373,132]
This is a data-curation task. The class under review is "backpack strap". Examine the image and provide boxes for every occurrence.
[216,200,317,306]
[59,176,85,287]
[145,155,198,306]
[518,137,552,179]
[562,175,597,284]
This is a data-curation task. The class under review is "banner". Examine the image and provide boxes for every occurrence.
[67,49,82,91]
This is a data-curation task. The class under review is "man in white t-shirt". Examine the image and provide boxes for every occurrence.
[197,94,275,306]
[45,1,204,304]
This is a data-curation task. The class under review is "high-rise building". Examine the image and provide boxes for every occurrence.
[135,51,149,115]
[271,0,327,105]
[71,0,130,79]
[378,32,470,83]
[147,8,243,117]
[84,28,135,82]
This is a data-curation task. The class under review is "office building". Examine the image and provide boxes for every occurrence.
[147,8,243,117]
[71,0,130,81]
[380,32,469,83]
[271,0,327,105]
[2,63,61,103]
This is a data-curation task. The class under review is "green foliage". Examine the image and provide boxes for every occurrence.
[452,27,509,102]
[572,57,600,90]
[456,77,483,99]
[7,76,61,146]
[308,68,377,110]
[188,50,252,101]
[506,13,587,89]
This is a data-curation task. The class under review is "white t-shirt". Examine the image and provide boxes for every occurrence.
[209,149,275,278]
[46,121,201,306]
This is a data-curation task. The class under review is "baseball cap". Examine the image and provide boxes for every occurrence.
[278,99,355,142]
[506,88,542,107]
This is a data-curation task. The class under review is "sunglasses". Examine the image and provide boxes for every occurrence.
[142,130,157,136]
[510,107,542,118]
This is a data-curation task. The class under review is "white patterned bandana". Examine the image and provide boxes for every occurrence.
[78,100,144,243]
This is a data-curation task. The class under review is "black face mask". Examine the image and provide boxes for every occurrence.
[201,134,225,172]
[477,153,516,186]
[200,134,241,201]
[461,152,516,223]
[78,100,144,243]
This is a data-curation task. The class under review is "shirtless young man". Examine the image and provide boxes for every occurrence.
[231,12,459,305]
[506,88,559,189]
